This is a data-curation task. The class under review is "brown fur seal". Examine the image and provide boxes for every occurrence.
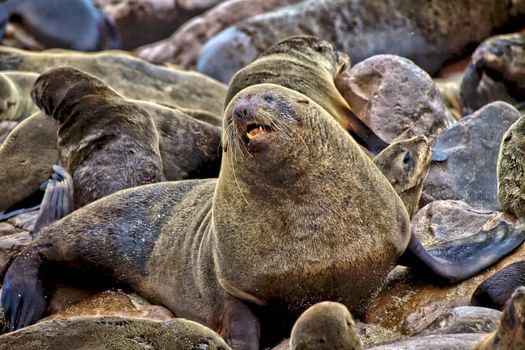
[0,0,119,51]
[0,316,231,349]
[0,112,57,213]
[498,115,525,217]
[0,68,222,214]
[197,0,525,83]
[32,67,166,210]
[289,301,363,350]
[2,84,524,349]
[0,71,38,122]
[471,260,525,311]
[461,33,525,115]
[0,46,226,118]
[225,35,388,155]
[473,286,525,350]
[373,136,431,219]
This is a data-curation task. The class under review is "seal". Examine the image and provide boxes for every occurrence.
[373,136,431,219]
[0,111,57,213]
[473,286,525,350]
[289,301,363,350]
[0,71,38,122]
[0,316,231,350]
[2,84,524,349]
[470,261,525,311]
[461,33,525,116]
[0,45,226,118]
[0,67,222,214]
[0,0,120,51]
[498,115,525,218]
[225,35,388,155]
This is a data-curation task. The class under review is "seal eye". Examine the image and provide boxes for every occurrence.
[265,96,273,104]
[402,152,412,171]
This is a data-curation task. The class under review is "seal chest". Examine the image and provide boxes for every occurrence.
[213,84,411,315]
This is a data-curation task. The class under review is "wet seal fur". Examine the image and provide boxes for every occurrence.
[2,84,524,349]
[290,301,363,350]
[498,108,525,217]
[225,35,388,155]
[461,33,525,116]
[473,286,525,350]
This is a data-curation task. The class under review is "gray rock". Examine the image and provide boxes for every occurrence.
[411,200,507,246]
[418,306,501,336]
[366,333,487,350]
[423,102,521,210]
[197,0,525,83]
[339,54,455,143]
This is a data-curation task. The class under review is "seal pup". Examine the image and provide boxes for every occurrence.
[225,35,388,155]
[461,33,525,115]
[473,286,525,350]
[289,301,363,350]
[0,0,119,51]
[0,316,231,350]
[0,71,38,122]
[2,84,524,349]
[373,136,431,219]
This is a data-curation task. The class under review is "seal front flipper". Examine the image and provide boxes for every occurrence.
[344,108,389,155]
[219,296,260,350]
[1,249,47,331]
[398,221,525,283]
[32,165,74,235]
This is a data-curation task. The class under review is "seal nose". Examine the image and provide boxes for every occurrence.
[233,103,249,121]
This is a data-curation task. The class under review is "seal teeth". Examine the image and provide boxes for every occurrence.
[246,125,268,140]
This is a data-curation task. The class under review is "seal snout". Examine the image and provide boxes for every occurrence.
[232,97,275,144]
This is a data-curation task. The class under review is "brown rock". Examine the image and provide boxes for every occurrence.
[0,231,31,278]
[95,0,226,50]
[338,54,455,143]
[7,211,39,232]
[43,290,174,322]
[136,0,303,68]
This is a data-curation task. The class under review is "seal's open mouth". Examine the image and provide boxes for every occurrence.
[243,123,274,143]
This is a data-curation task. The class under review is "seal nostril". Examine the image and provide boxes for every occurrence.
[234,107,248,120]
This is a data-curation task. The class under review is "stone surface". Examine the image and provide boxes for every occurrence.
[338,54,455,143]
[423,102,521,211]
[95,0,226,50]
[366,333,487,350]
[196,0,525,83]
[364,212,525,335]
[136,0,302,68]
[43,290,174,322]
[418,306,501,336]
[411,200,507,246]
